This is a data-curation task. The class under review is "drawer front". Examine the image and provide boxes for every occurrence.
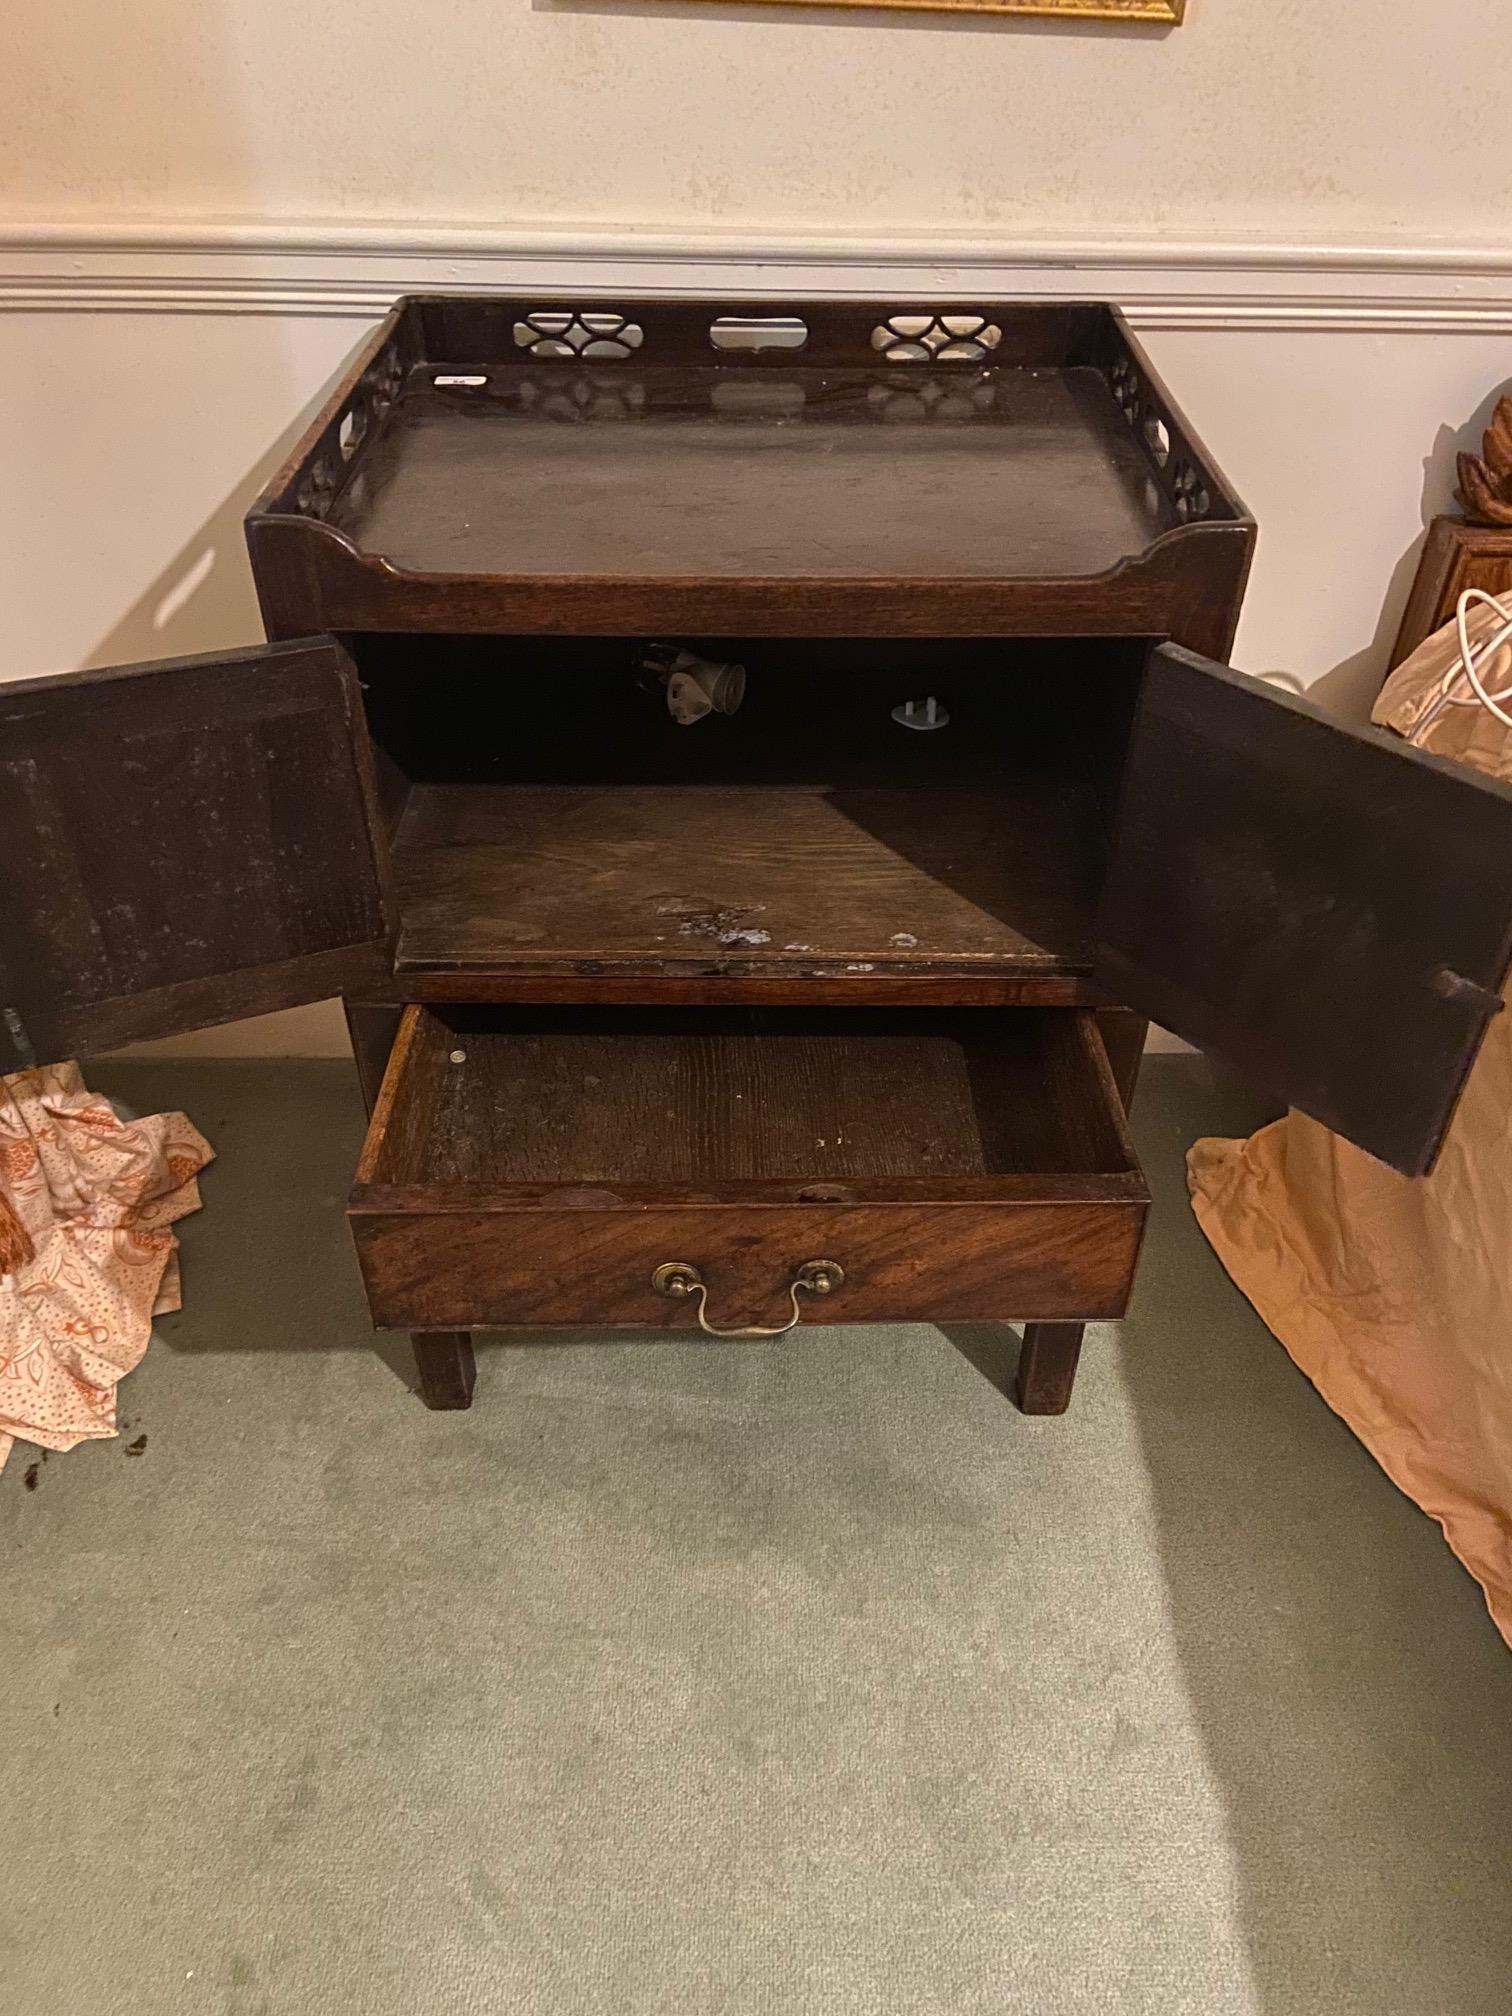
[349,1192,1146,1332]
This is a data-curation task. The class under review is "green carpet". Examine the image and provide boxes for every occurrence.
[3,1056,1508,2016]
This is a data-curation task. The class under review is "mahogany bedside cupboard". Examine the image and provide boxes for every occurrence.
[5,297,1512,1416]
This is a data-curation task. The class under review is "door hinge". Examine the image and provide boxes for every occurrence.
[1432,968,1506,1017]
[2,1005,37,1071]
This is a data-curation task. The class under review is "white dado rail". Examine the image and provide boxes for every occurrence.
[4,223,1512,334]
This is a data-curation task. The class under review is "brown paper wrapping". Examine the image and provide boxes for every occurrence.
[1188,606,1512,1645]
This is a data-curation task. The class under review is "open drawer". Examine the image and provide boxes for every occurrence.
[347,1006,1149,1334]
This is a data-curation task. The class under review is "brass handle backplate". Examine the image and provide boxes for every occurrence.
[651,1260,845,1339]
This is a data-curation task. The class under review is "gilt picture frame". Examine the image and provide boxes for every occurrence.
[679,0,1184,17]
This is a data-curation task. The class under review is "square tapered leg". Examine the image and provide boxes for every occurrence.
[1015,1322,1085,1415]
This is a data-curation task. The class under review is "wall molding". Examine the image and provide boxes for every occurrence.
[5,221,1512,333]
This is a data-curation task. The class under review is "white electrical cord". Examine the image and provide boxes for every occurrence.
[1410,588,1512,745]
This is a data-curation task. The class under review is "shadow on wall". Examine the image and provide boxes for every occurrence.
[1307,373,1512,719]
[79,349,367,675]
[1119,1056,1512,2016]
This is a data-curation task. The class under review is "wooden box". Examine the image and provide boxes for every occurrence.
[1392,515,1512,669]
[6,296,1512,1417]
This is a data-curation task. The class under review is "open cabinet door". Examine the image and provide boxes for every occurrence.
[1094,643,1512,1176]
[0,638,392,1071]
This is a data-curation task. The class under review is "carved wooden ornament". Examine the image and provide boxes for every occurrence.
[1457,395,1512,527]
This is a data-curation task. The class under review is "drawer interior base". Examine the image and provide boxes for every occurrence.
[361,1006,1140,1193]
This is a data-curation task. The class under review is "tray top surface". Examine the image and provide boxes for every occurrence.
[329,364,1174,583]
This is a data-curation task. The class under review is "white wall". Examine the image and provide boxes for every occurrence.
[2,0,1509,243]
[2,0,1509,1055]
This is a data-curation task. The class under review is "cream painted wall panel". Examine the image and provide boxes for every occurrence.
[1150,328,1512,711]
[0,312,361,677]
[112,1004,354,1059]
[0,0,1506,241]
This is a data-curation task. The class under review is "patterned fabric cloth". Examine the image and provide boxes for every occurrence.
[0,1061,212,1471]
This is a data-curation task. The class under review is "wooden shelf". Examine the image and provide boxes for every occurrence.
[391,780,1104,981]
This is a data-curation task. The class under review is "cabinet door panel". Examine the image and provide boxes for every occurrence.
[0,638,392,1068]
[1095,643,1512,1175]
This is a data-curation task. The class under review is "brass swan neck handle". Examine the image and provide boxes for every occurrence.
[651,1260,845,1339]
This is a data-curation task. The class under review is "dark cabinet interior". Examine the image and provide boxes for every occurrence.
[352,632,1146,987]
